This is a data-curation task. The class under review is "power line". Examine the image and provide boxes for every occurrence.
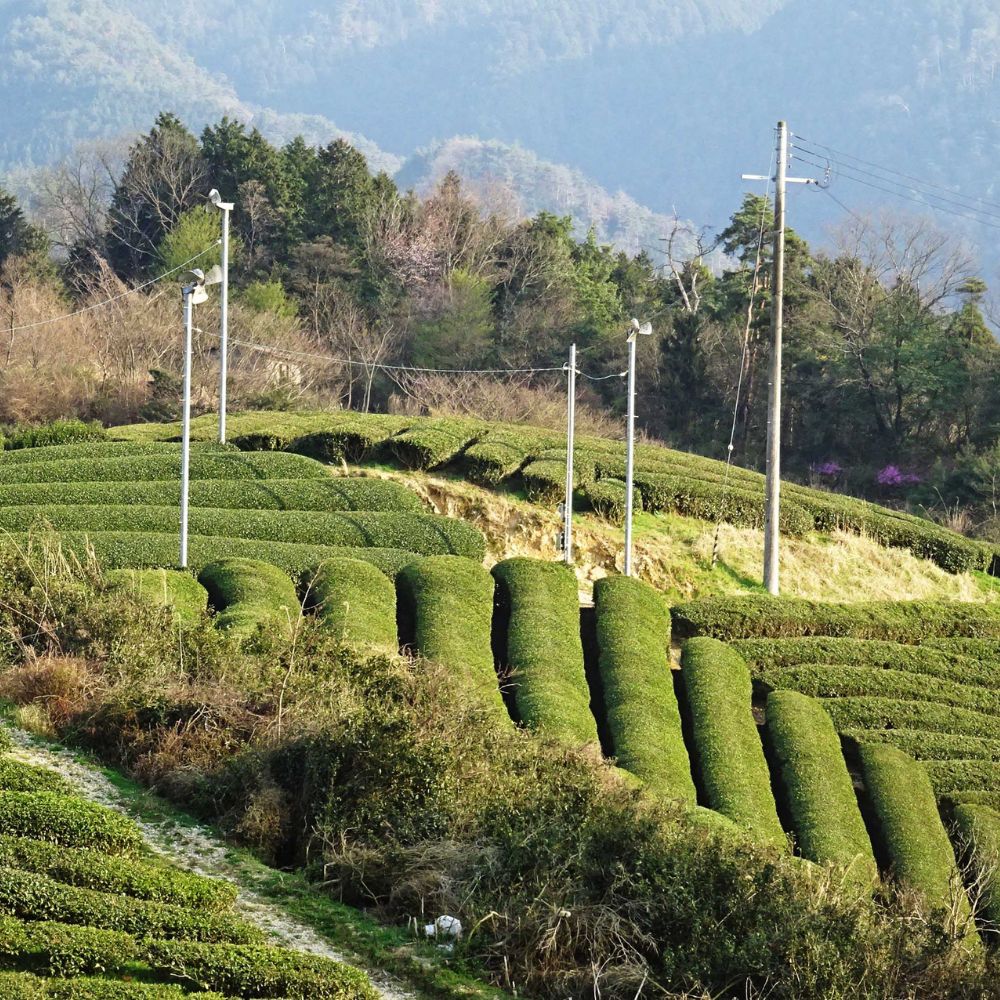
[6,243,222,334]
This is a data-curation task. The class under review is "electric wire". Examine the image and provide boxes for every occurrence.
[7,242,222,334]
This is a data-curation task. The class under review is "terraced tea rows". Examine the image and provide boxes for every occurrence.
[0,746,378,998]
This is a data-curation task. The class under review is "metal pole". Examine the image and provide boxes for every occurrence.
[563,344,577,565]
[218,205,230,444]
[763,121,787,596]
[624,335,638,577]
[180,288,194,569]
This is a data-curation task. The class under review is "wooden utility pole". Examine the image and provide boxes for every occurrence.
[742,121,818,595]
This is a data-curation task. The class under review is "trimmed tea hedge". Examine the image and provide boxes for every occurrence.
[389,419,481,470]
[0,506,484,560]
[144,938,379,1000]
[0,867,260,943]
[859,744,978,941]
[198,559,299,640]
[0,478,424,514]
[397,556,505,717]
[105,569,208,624]
[593,575,695,803]
[0,835,236,911]
[925,638,1000,658]
[841,728,1000,762]
[4,419,106,451]
[462,428,557,486]
[0,452,328,485]
[583,479,638,523]
[0,793,142,854]
[291,415,410,464]
[824,698,1000,741]
[0,972,223,998]
[953,803,1000,930]
[1,532,417,578]
[680,638,786,847]
[0,441,215,466]
[673,596,1000,642]
[492,557,598,745]
[758,665,1000,718]
[765,690,877,883]
[0,758,71,794]
[0,914,137,976]
[521,459,572,504]
[923,760,1000,796]
[310,558,399,652]
[733,638,1000,690]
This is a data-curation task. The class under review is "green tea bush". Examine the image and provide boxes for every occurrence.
[733,637,1000,690]
[492,557,598,745]
[0,441,212,466]
[144,938,379,1000]
[397,556,505,717]
[923,760,1000,795]
[105,569,208,624]
[825,698,1000,741]
[4,419,106,451]
[462,428,557,485]
[0,970,224,998]
[0,478,425,514]
[673,596,1000,641]
[841,728,1000,762]
[291,414,411,464]
[0,793,142,854]
[758,665,1000,718]
[582,479,637,522]
[310,558,399,652]
[0,506,484,560]
[521,459,571,504]
[0,451,327,485]
[859,744,978,942]
[0,867,261,943]
[198,559,299,640]
[389,418,481,470]
[0,914,138,976]
[765,691,877,883]
[2,532,417,577]
[0,757,71,793]
[680,639,786,847]
[592,575,695,803]
[953,803,1000,931]
[0,835,236,910]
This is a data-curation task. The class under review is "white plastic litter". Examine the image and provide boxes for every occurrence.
[424,915,463,939]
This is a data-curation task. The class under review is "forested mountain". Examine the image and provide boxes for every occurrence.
[5,1,1000,264]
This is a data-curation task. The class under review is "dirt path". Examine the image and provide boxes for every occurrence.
[3,723,415,1000]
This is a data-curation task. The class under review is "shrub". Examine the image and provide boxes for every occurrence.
[397,556,506,718]
[462,428,557,486]
[492,557,598,746]
[859,744,979,945]
[0,793,142,854]
[293,415,411,464]
[0,970,224,998]
[952,803,1000,931]
[582,479,640,523]
[0,914,138,976]
[0,835,236,910]
[631,472,814,535]
[105,569,208,624]
[672,596,1000,642]
[310,558,399,652]
[0,866,261,943]
[521,459,571,504]
[758,665,1000,718]
[0,506,484,561]
[0,757,71,793]
[4,419,106,451]
[765,691,877,883]
[923,760,1000,795]
[925,637,1000,658]
[0,441,218,466]
[840,728,1000,763]
[0,477,425,514]
[0,451,328,485]
[198,559,299,641]
[1,532,417,578]
[824,698,1000,741]
[680,639,786,847]
[592,576,695,804]
[144,938,379,1000]
[389,418,482,470]
[733,637,1000,690]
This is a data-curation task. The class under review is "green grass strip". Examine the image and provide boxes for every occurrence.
[766,690,877,884]
[593,575,695,804]
[680,638,786,848]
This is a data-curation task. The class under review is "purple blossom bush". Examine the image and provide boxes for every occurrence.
[877,465,922,487]
[810,461,843,478]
